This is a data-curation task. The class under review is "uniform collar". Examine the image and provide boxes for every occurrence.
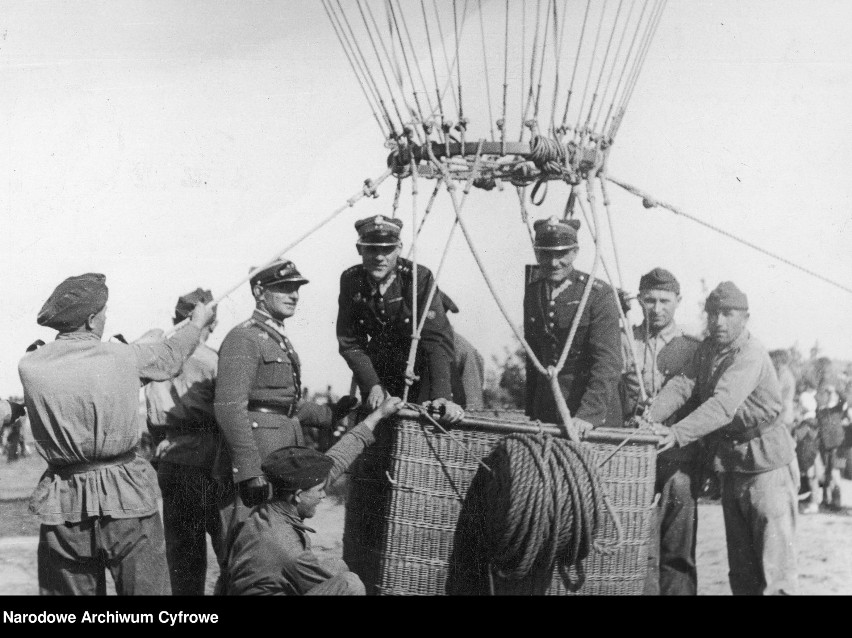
[268,500,316,534]
[55,331,102,342]
[367,270,397,296]
[636,321,681,345]
[532,266,576,285]
[714,328,750,355]
[253,307,287,337]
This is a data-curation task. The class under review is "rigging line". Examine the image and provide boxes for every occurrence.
[354,0,415,143]
[619,0,667,121]
[362,0,424,144]
[327,0,397,138]
[592,0,635,133]
[607,175,852,297]
[337,0,404,136]
[452,0,467,124]
[419,0,446,133]
[409,155,419,382]
[520,0,544,140]
[549,0,569,137]
[477,0,496,141]
[582,0,624,138]
[532,0,555,124]
[559,0,592,132]
[601,0,650,135]
[500,0,509,153]
[431,0,460,117]
[394,1,438,125]
[322,0,388,139]
[386,1,427,130]
[405,181,442,258]
[614,0,664,129]
[599,178,625,291]
[519,1,526,141]
[574,0,609,140]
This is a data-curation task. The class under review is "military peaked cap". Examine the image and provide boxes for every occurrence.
[37,273,108,332]
[262,446,334,491]
[355,214,403,246]
[533,216,579,250]
[250,260,309,288]
[705,281,749,312]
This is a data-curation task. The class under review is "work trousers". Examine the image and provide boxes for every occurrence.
[159,462,224,596]
[720,462,799,595]
[305,571,366,596]
[644,460,698,595]
[38,513,170,595]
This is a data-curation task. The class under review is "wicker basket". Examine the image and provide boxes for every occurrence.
[342,409,657,595]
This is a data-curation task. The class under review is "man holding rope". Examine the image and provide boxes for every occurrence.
[621,268,702,596]
[524,216,622,432]
[336,214,462,420]
[647,281,798,595]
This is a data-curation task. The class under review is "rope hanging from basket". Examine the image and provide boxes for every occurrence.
[477,432,620,595]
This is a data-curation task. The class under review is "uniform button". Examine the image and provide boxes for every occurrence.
[404,318,409,323]
[232,468,239,474]
[251,422,258,429]
[548,311,555,317]
[277,357,283,363]
[549,300,556,306]
[359,319,365,324]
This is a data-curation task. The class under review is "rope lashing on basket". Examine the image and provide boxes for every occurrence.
[405,402,493,475]
[479,432,622,595]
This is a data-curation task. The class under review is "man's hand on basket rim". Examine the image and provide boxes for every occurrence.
[423,398,465,425]
[572,417,594,439]
[648,421,676,452]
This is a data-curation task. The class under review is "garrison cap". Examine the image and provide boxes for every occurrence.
[174,288,213,321]
[639,267,680,295]
[533,216,580,251]
[705,281,749,313]
[262,446,334,491]
[250,260,309,288]
[441,291,459,314]
[37,273,108,332]
[355,214,403,246]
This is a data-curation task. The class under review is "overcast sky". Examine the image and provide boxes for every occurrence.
[1,0,851,398]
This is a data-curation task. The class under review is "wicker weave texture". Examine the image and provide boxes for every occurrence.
[343,414,657,595]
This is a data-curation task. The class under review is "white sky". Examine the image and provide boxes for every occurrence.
[1,0,851,398]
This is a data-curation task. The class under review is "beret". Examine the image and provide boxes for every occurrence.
[174,288,213,321]
[639,267,680,295]
[37,273,108,332]
[355,214,403,246]
[262,446,334,491]
[533,216,579,250]
[250,260,309,288]
[705,281,748,312]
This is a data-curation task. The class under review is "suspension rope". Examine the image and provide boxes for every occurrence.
[386,1,427,131]
[601,0,650,135]
[420,0,446,132]
[477,0,496,141]
[592,0,634,133]
[559,0,591,133]
[607,175,852,296]
[531,0,554,123]
[574,0,609,140]
[393,1,438,123]
[582,0,623,137]
[410,155,419,377]
[452,0,465,125]
[500,0,509,153]
[520,0,544,140]
[431,0,460,117]
[548,0,568,136]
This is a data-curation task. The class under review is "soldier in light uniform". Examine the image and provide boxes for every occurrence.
[524,217,623,431]
[621,268,702,596]
[337,214,462,421]
[215,260,355,551]
[648,281,798,595]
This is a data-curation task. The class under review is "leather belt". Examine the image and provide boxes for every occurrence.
[50,450,137,479]
[247,400,297,418]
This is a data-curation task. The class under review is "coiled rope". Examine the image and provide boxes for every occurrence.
[477,432,618,595]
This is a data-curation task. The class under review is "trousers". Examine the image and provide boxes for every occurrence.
[159,462,224,596]
[721,461,799,595]
[38,513,170,595]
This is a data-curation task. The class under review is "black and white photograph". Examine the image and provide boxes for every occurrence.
[1,0,851,599]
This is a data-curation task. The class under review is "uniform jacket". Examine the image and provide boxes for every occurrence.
[18,325,201,524]
[145,343,219,469]
[451,332,485,410]
[214,309,307,483]
[224,422,374,595]
[337,258,455,402]
[647,330,795,473]
[523,267,623,427]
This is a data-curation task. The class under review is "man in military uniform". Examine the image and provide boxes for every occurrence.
[621,268,701,596]
[648,282,799,595]
[143,287,222,596]
[524,217,622,431]
[215,260,355,550]
[337,214,461,420]
[441,292,485,410]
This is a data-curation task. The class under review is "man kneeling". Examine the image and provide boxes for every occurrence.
[223,396,403,595]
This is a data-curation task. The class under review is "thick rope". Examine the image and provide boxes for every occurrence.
[478,433,609,594]
[607,175,852,296]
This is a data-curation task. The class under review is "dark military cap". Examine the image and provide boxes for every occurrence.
[705,281,749,312]
[533,216,579,251]
[639,267,680,295]
[262,446,334,491]
[37,273,108,332]
[250,260,309,288]
[355,214,403,246]
[174,288,213,321]
[441,291,459,314]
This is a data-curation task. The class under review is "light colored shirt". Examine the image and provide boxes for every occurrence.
[19,325,201,524]
[647,329,794,473]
